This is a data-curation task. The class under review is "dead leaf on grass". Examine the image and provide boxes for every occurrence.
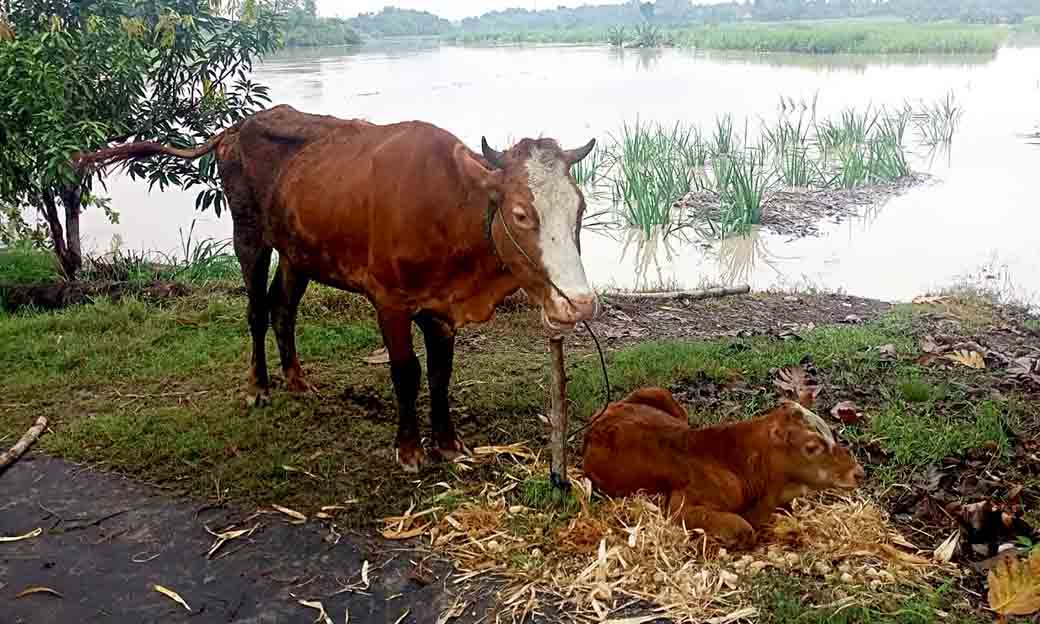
[0,527,42,543]
[299,599,335,624]
[933,530,960,564]
[15,586,63,599]
[946,350,986,369]
[987,548,1040,617]
[362,560,371,589]
[830,401,865,426]
[362,348,390,365]
[272,504,308,523]
[153,584,192,612]
[773,364,820,409]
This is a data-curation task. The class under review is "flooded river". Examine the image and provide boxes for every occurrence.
[82,42,1040,304]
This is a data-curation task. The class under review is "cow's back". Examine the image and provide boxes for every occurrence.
[582,401,693,498]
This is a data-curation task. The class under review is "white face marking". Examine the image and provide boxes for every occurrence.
[789,401,836,449]
[524,146,593,303]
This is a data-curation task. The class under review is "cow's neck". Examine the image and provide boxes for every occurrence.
[444,198,525,328]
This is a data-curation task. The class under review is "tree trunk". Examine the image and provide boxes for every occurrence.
[38,185,83,279]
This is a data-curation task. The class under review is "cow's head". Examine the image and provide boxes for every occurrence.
[465,136,600,332]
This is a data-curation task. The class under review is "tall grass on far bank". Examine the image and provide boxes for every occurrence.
[445,20,1009,54]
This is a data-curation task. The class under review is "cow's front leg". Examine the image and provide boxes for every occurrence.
[378,309,424,473]
[417,314,469,462]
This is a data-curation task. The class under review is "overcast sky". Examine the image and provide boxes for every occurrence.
[322,1,631,21]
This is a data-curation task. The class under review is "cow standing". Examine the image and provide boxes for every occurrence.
[78,105,600,474]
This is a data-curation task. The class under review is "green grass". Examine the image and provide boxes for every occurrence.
[445,20,1008,55]
[752,572,987,624]
[1,290,1032,529]
[679,22,1005,54]
[0,244,62,284]
[607,118,702,236]
[911,90,964,146]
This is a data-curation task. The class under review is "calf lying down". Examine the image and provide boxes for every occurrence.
[581,388,864,548]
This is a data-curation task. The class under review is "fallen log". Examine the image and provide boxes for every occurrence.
[548,336,570,491]
[604,285,750,301]
[0,416,48,474]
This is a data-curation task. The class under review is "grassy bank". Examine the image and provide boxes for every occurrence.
[2,280,1038,619]
[677,21,1008,54]
[445,19,1012,54]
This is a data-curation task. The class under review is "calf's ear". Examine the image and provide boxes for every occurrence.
[455,144,503,202]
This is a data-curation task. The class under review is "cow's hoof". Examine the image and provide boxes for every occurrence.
[396,445,426,474]
[286,375,317,394]
[246,388,271,408]
[431,437,471,463]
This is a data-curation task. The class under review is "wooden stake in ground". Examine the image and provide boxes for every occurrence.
[0,416,48,474]
[548,336,570,491]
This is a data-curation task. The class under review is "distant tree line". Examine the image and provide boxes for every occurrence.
[437,0,1040,33]
[347,7,453,37]
[275,0,361,47]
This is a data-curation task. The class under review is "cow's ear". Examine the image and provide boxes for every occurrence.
[454,144,502,202]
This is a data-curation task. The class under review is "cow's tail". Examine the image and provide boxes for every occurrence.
[73,131,229,175]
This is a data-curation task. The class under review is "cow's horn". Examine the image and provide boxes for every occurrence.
[481,137,505,170]
[564,138,597,164]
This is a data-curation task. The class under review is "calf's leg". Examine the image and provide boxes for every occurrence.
[416,313,468,462]
[269,256,313,393]
[233,235,273,408]
[378,308,424,473]
[667,494,756,549]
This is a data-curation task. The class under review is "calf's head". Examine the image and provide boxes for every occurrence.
[765,402,864,492]
[467,136,599,331]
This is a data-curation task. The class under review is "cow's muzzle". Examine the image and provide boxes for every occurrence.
[542,293,599,332]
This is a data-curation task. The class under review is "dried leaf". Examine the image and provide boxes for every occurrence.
[272,504,308,522]
[706,608,759,624]
[946,350,985,369]
[0,527,42,542]
[436,598,467,624]
[299,599,334,624]
[363,347,390,365]
[912,295,948,305]
[361,560,371,589]
[15,586,63,599]
[933,530,959,563]
[830,401,865,426]
[987,548,1040,616]
[381,522,433,540]
[205,523,259,558]
[153,584,192,612]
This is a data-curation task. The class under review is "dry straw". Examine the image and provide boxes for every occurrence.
[384,445,954,623]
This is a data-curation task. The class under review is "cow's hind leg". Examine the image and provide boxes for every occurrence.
[269,256,313,393]
[234,237,273,408]
[378,309,425,473]
[416,313,469,462]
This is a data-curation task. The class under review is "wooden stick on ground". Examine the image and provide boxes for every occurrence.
[0,416,48,473]
[548,336,570,491]
[604,285,750,301]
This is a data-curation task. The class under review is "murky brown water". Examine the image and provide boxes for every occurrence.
[83,42,1040,304]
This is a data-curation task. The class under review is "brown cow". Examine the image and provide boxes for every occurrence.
[581,387,864,548]
[77,105,600,474]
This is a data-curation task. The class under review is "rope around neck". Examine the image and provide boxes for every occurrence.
[485,202,613,439]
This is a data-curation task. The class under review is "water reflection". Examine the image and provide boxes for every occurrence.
[619,226,682,291]
[712,226,789,287]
